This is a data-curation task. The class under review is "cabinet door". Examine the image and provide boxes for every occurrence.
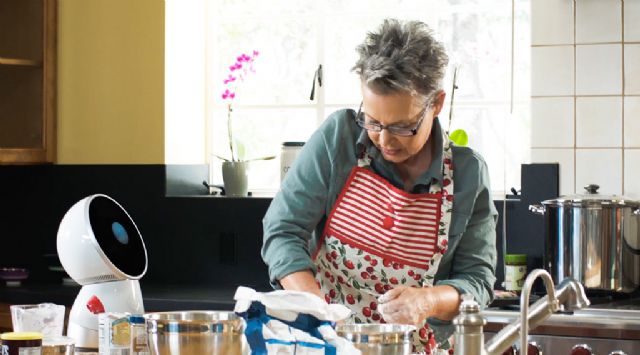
[0,0,56,163]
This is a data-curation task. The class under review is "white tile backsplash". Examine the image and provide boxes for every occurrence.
[576,97,622,147]
[625,0,640,42]
[576,44,622,95]
[532,0,574,45]
[531,97,574,147]
[532,46,574,96]
[624,44,640,95]
[576,0,622,43]
[531,148,575,195]
[625,96,640,147]
[576,149,623,195]
[531,0,634,203]
[624,149,640,198]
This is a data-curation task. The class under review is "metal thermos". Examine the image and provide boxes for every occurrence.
[453,294,486,355]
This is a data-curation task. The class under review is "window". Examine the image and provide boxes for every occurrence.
[197,0,530,196]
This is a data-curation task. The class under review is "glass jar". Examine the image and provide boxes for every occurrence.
[504,254,527,292]
[280,142,304,183]
[1,332,43,355]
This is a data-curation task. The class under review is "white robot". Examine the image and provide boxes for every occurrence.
[57,194,148,352]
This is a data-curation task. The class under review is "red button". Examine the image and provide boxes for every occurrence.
[383,216,394,229]
[86,295,105,314]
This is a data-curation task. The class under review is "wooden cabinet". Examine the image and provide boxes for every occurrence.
[0,0,57,164]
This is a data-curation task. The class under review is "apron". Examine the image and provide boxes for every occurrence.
[313,134,455,354]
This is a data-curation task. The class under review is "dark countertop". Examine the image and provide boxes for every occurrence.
[0,282,272,311]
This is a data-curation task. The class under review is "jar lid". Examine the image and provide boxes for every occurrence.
[505,254,526,264]
[1,332,43,341]
[542,184,640,208]
[282,141,305,147]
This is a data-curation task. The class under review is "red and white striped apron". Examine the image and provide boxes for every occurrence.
[313,135,455,354]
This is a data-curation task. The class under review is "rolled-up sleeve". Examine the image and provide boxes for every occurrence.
[261,117,337,289]
[436,156,497,308]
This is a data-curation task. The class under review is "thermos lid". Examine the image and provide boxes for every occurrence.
[542,184,640,208]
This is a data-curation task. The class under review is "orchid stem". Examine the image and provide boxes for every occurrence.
[227,103,236,162]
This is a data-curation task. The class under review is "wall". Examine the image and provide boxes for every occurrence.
[530,0,640,198]
[57,0,165,164]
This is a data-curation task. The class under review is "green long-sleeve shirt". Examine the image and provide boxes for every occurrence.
[261,109,497,341]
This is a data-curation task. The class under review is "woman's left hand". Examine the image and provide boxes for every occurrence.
[377,286,436,326]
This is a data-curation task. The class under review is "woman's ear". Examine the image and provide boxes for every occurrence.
[431,90,447,116]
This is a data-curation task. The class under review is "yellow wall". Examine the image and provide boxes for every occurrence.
[57,0,164,163]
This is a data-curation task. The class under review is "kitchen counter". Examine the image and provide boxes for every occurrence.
[0,283,272,311]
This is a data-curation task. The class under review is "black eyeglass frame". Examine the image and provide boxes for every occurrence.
[354,101,431,137]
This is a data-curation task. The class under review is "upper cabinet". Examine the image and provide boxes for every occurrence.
[0,0,57,164]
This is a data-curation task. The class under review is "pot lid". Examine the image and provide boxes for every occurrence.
[542,184,640,207]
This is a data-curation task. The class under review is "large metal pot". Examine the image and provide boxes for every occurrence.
[145,311,248,355]
[530,184,640,292]
[336,324,416,355]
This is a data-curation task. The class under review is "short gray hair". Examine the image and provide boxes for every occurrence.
[352,19,449,103]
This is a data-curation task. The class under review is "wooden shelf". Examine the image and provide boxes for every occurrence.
[0,57,42,67]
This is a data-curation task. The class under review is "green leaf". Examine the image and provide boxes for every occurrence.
[341,270,349,277]
[449,129,469,146]
[235,139,247,161]
[355,317,363,323]
[353,280,361,289]
[212,154,231,162]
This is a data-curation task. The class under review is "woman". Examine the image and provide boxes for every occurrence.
[262,19,497,353]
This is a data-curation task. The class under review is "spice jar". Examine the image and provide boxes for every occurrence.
[504,254,527,292]
[1,332,43,355]
[280,142,304,183]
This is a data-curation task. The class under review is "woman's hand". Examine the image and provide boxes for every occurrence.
[377,286,435,325]
[377,285,461,325]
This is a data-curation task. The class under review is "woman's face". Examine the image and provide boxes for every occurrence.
[362,85,445,164]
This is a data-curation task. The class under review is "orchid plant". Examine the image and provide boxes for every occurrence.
[215,49,275,163]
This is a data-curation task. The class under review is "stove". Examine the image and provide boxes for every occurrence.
[483,291,640,354]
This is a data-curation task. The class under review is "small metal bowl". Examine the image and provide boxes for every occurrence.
[336,324,416,355]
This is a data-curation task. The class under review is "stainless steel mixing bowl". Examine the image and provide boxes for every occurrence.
[145,311,247,355]
[336,323,416,355]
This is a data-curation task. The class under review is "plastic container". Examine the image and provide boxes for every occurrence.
[280,142,304,182]
[10,303,65,338]
[504,254,527,292]
[1,332,43,355]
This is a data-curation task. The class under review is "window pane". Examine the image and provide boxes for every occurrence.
[209,108,317,190]
[210,18,318,105]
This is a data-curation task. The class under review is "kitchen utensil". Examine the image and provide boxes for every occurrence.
[335,323,416,355]
[145,311,247,355]
[11,303,65,338]
[57,194,148,350]
[529,184,640,292]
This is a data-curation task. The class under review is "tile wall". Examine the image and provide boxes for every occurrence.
[530,0,640,198]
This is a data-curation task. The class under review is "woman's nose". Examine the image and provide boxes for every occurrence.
[379,129,394,145]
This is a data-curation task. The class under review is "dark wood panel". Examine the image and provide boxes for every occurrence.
[0,0,44,60]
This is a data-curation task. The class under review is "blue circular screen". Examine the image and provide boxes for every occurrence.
[111,221,130,245]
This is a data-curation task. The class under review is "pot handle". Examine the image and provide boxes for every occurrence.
[528,204,545,215]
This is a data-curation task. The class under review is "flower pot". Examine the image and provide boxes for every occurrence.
[222,161,249,197]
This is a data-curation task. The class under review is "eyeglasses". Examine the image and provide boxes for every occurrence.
[354,102,429,137]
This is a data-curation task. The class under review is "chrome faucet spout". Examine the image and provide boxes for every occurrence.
[519,269,558,354]
[483,270,591,355]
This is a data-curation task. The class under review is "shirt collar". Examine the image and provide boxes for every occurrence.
[355,116,445,185]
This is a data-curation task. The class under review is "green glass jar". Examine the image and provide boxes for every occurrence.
[504,254,527,292]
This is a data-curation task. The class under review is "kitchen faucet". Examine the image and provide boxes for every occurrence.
[453,268,590,355]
